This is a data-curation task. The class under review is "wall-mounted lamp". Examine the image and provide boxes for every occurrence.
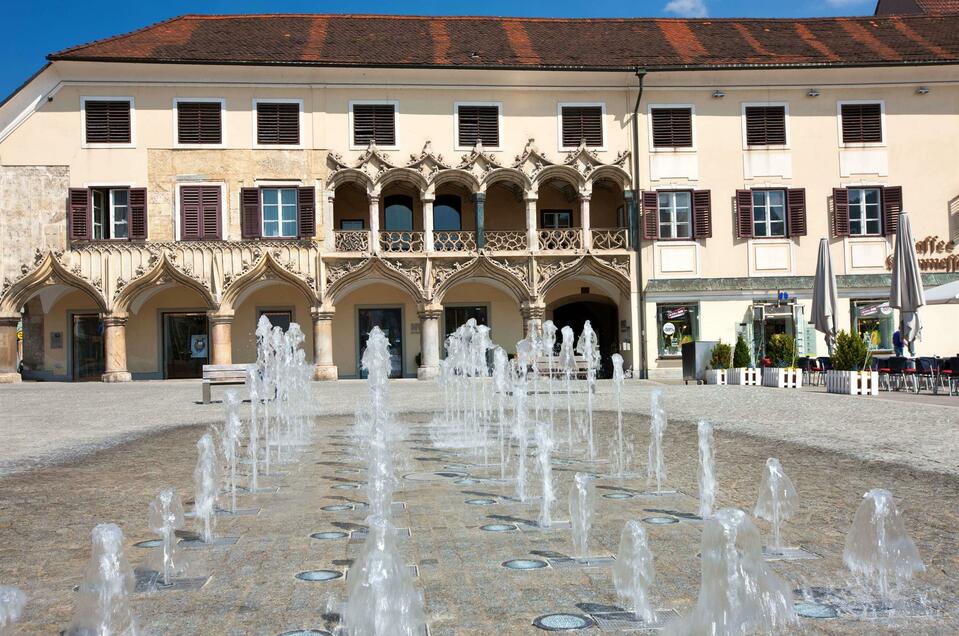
[916,86,930,95]
[807,88,820,97]
[712,90,726,99]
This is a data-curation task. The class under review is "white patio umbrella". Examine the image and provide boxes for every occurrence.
[810,237,839,355]
[889,212,926,353]
[924,279,959,305]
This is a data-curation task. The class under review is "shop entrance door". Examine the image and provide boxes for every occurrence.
[357,308,403,378]
[163,313,209,379]
[72,314,104,381]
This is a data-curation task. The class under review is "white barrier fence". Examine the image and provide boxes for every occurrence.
[825,370,879,396]
[728,368,761,386]
[762,367,803,389]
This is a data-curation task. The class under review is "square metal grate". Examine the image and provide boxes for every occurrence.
[591,609,680,632]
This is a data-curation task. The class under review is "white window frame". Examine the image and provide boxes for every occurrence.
[751,189,788,238]
[86,185,132,241]
[657,190,693,240]
[741,101,790,151]
[453,101,503,151]
[557,102,607,152]
[174,181,228,241]
[109,188,129,240]
[846,186,883,237]
[80,96,136,149]
[349,100,400,151]
[647,103,696,153]
[260,186,299,238]
[251,98,304,150]
[837,100,886,149]
[173,98,226,149]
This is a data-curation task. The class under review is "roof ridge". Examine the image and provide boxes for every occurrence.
[47,14,189,60]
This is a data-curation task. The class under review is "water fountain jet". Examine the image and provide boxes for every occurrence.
[754,458,798,550]
[697,420,716,519]
[569,473,595,559]
[612,521,656,623]
[66,523,138,636]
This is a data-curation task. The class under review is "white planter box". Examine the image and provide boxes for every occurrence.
[728,368,761,386]
[705,369,727,385]
[826,370,879,396]
[762,367,803,389]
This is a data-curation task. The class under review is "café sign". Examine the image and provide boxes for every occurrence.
[885,235,959,272]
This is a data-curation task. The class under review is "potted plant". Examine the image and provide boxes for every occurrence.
[705,340,732,385]
[826,330,878,395]
[728,335,761,385]
[762,333,802,389]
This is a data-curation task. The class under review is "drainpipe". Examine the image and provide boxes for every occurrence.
[631,68,648,379]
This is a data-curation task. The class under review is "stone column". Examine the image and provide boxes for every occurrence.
[525,196,539,251]
[474,192,486,250]
[101,314,132,382]
[422,195,435,252]
[208,312,234,366]
[521,300,545,339]
[312,308,338,380]
[369,194,381,254]
[417,304,442,380]
[0,313,21,383]
[580,193,592,250]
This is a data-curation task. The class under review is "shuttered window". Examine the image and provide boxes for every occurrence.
[840,103,883,144]
[179,186,221,240]
[736,188,806,239]
[643,190,711,240]
[561,105,603,147]
[69,187,146,241]
[744,106,787,146]
[177,101,222,145]
[352,103,396,146]
[84,99,131,144]
[457,105,499,148]
[651,108,693,148]
[256,102,300,145]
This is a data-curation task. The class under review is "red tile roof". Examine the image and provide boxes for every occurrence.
[47,14,959,72]
[876,0,959,15]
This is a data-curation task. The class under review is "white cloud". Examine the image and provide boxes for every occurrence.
[663,0,709,18]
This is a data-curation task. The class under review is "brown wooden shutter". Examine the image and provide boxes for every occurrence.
[735,189,753,239]
[561,106,603,147]
[180,186,202,240]
[353,104,396,146]
[651,108,693,148]
[882,186,903,236]
[458,105,499,147]
[68,188,91,241]
[786,188,807,237]
[642,190,659,240]
[692,190,712,239]
[84,100,131,144]
[297,186,316,237]
[832,188,850,237]
[177,102,222,145]
[201,187,221,239]
[241,188,261,238]
[840,103,882,144]
[256,102,299,145]
[744,106,786,146]
[128,188,147,240]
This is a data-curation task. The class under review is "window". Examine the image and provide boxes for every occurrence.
[851,300,893,352]
[433,195,462,231]
[91,188,128,240]
[352,103,397,147]
[445,306,489,339]
[179,185,221,240]
[560,105,603,148]
[340,219,365,230]
[650,107,693,149]
[657,191,692,239]
[256,101,300,145]
[457,104,499,148]
[657,304,698,358]
[840,103,883,144]
[384,195,414,231]
[752,190,787,237]
[541,210,572,229]
[848,187,882,236]
[176,100,222,145]
[259,310,293,333]
[744,105,786,146]
[83,98,132,145]
[261,188,298,237]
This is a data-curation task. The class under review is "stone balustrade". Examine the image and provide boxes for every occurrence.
[590,228,629,250]
[538,228,583,251]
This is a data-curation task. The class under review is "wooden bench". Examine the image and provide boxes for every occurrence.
[201,364,252,404]
[531,356,591,380]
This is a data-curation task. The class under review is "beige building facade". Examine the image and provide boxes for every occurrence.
[1,13,958,382]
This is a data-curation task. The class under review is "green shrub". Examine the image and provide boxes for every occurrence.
[733,335,751,368]
[766,333,796,367]
[709,340,732,370]
[831,329,869,371]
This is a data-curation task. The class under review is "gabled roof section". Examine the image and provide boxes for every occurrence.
[47,13,959,72]
[876,0,959,15]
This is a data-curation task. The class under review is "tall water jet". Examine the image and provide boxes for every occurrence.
[148,488,186,586]
[66,523,138,636]
[245,366,260,492]
[647,389,667,494]
[559,326,575,447]
[843,488,924,601]
[569,472,594,558]
[512,338,532,502]
[542,320,557,432]
[612,521,656,623]
[697,420,716,519]
[609,353,631,477]
[194,433,219,544]
[492,346,509,479]
[575,321,599,459]
[0,586,26,633]
[255,315,274,476]
[667,508,795,635]
[222,390,242,513]
[361,327,395,519]
[535,419,555,528]
[754,458,798,550]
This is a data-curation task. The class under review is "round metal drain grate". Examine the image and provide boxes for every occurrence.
[465,498,497,506]
[643,516,679,525]
[454,478,480,485]
[603,492,634,500]
[532,613,595,631]
[310,531,349,540]
[480,523,518,532]
[434,471,468,478]
[502,559,548,570]
[133,539,163,549]
[320,504,354,512]
[294,570,343,582]
[794,602,838,619]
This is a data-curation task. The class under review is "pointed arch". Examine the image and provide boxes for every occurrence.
[588,165,632,191]
[434,256,531,305]
[482,167,531,193]
[326,257,426,306]
[220,251,318,312]
[1,251,107,313]
[376,167,429,194]
[113,253,216,314]
[328,168,375,194]
[534,164,587,191]
[538,255,631,299]
[429,168,481,194]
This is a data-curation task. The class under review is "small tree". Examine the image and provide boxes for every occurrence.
[766,333,796,368]
[733,335,751,368]
[709,340,732,370]
[831,329,869,371]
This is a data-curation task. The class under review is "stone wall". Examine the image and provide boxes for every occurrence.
[0,165,69,284]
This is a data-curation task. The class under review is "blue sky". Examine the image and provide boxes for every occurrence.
[2,0,876,100]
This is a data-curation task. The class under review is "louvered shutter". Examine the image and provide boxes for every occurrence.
[458,105,499,147]
[745,106,786,146]
[832,188,850,237]
[561,106,603,147]
[68,188,91,241]
[353,104,396,146]
[735,190,753,239]
[297,186,316,237]
[882,186,903,237]
[84,100,131,144]
[180,186,202,240]
[177,102,222,145]
[692,190,712,239]
[256,102,300,145]
[128,188,147,240]
[840,103,882,144]
[642,190,659,240]
[786,188,807,237]
[651,108,693,148]
[241,188,261,238]
[201,187,221,239]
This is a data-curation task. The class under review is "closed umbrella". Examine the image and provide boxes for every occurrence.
[924,279,959,305]
[889,212,925,354]
[810,237,839,355]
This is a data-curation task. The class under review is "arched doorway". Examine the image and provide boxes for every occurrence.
[550,295,618,378]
